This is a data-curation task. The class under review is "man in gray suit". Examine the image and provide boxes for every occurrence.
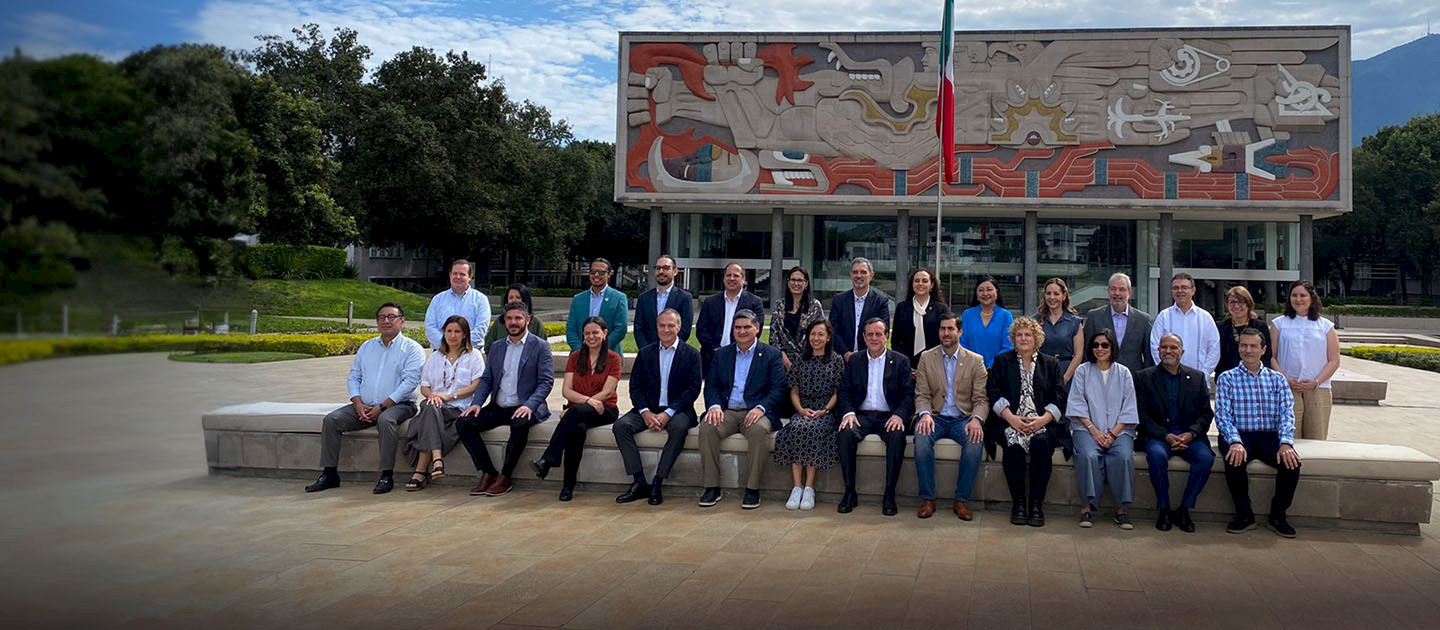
[1082,272,1154,374]
[458,303,555,497]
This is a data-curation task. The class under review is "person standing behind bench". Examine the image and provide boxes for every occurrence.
[532,316,622,502]
[485,284,546,349]
[892,267,945,368]
[458,303,555,497]
[829,257,891,358]
[634,254,693,351]
[959,275,1014,369]
[613,308,702,506]
[567,257,628,355]
[1269,280,1339,441]
[307,302,424,495]
[835,317,915,516]
[912,310,988,520]
[698,309,786,509]
[697,262,765,373]
[1216,328,1302,538]
[1149,272,1219,379]
[1082,272,1153,375]
[426,259,490,351]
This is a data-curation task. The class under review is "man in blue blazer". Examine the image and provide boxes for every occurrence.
[696,262,765,372]
[829,257,892,357]
[567,257,629,354]
[836,317,915,516]
[698,309,786,509]
[459,303,555,497]
[633,254,693,351]
[613,308,703,505]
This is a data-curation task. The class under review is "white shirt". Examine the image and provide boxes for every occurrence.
[419,349,484,408]
[1150,302,1221,377]
[1272,315,1336,388]
[657,339,679,416]
[859,351,889,412]
[911,297,929,357]
[853,289,869,351]
[347,334,425,406]
[425,287,490,350]
[720,292,740,347]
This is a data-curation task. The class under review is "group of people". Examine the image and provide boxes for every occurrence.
[306,255,1340,538]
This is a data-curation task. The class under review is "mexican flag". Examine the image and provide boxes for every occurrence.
[937,0,956,184]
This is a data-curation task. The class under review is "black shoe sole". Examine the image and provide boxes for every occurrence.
[698,495,721,507]
[648,497,663,505]
[1268,522,1297,538]
[1226,522,1257,534]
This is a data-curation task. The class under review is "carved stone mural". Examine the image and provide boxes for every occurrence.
[617,28,1348,208]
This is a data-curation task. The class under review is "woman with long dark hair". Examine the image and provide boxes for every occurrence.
[769,266,825,371]
[960,275,1014,368]
[1269,280,1339,439]
[403,315,483,490]
[531,316,621,500]
[1035,277,1085,383]
[485,283,546,348]
[772,319,845,511]
[892,267,946,367]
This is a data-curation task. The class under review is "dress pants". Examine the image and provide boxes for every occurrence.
[403,403,461,467]
[699,408,773,489]
[320,402,417,472]
[1144,437,1214,510]
[1071,430,1135,509]
[540,404,618,486]
[837,410,906,492]
[456,403,539,477]
[1219,431,1302,517]
[1002,431,1055,504]
[913,414,983,501]
[1293,387,1332,440]
[614,410,695,480]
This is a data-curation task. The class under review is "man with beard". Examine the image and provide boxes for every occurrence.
[457,303,555,497]
[634,254,694,351]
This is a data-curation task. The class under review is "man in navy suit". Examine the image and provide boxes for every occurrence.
[836,317,915,516]
[829,257,892,357]
[633,254,693,351]
[613,308,702,506]
[698,309,786,509]
[458,303,555,497]
[696,262,765,372]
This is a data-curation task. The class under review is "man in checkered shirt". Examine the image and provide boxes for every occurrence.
[1214,327,1302,538]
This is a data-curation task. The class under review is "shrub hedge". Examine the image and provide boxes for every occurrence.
[241,245,350,280]
[1342,345,1440,374]
[0,330,429,366]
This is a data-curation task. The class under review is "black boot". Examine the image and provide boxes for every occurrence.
[1010,500,1029,526]
[1027,500,1046,527]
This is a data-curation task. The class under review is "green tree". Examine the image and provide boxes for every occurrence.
[242,77,355,245]
[1351,113,1440,301]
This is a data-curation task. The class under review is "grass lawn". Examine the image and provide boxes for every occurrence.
[168,351,314,363]
[248,315,371,334]
[244,279,431,319]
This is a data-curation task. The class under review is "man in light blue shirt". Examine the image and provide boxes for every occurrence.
[613,309,703,505]
[308,302,425,495]
[425,259,490,350]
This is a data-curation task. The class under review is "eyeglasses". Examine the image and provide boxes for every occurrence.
[654,265,675,271]
[377,314,402,322]
[788,278,807,284]
[1090,342,1111,349]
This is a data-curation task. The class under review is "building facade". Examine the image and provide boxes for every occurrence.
[616,27,1350,313]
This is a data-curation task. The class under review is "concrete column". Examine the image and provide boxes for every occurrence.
[771,207,785,306]
[1159,213,1174,309]
[896,210,911,300]
[1299,214,1314,281]
[1023,211,1038,315]
[648,206,662,289]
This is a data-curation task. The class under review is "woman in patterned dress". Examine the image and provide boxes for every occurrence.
[770,266,825,371]
[985,317,1069,527]
[772,319,844,511]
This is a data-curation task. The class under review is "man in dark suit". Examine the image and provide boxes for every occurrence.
[458,303,555,497]
[829,257,892,357]
[696,262,765,370]
[633,254,693,351]
[836,317,915,516]
[698,309,786,509]
[1082,272,1154,373]
[613,308,702,506]
[1136,333,1215,532]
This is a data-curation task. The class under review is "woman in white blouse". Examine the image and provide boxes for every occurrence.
[1269,280,1340,440]
[404,315,483,490]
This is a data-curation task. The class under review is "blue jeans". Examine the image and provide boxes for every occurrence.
[913,415,983,501]
[1144,437,1214,510]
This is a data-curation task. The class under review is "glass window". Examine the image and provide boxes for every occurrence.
[1036,221,1136,315]
[926,219,1024,310]
[1174,221,1269,270]
[813,217,898,297]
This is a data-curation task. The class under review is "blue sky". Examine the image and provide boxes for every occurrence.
[6,0,1437,141]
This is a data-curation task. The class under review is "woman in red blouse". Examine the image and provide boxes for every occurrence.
[532,316,622,500]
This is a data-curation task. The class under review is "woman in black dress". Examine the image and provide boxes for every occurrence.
[772,319,844,511]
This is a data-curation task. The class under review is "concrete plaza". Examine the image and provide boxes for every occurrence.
[2,352,1439,629]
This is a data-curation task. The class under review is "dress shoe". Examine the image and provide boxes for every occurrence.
[1175,507,1196,533]
[530,458,552,480]
[837,489,858,514]
[558,486,574,501]
[305,473,339,493]
[786,486,804,510]
[799,487,815,510]
[1027,501,1046,527]
[698,487,722,507]
[881,492,898,516]
[470,472,497,496]
[1226,513,1257,534]
[1267,516,1297,538]
[953,500,973,521]
[485,475,513,496]
[647,483,664,505]
[1010,501,1028,525]
[1155,508,1173,531]
[372,476,394,494]
[917,499,937,519]
[742,488,761,509]
[616,481,651,503]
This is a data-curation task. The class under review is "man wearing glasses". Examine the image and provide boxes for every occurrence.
[1149,272,1220,379]
[306,302,425,495]
[567,257,629,354]
[633,254,693,351]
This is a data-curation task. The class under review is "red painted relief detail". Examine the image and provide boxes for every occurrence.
[755,44,815,105]
[624,124,740,193]
[630,44,715,101]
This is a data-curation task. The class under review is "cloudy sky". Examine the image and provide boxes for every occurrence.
[5,0,1436,140]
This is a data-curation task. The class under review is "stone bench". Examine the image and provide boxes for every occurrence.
[203,402,1439,534]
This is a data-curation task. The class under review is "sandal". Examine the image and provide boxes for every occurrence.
[429,458,445,480]
[405,471,429,491]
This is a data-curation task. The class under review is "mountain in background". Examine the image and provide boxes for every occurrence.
[1352,33,1440,145]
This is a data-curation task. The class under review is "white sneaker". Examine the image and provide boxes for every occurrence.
[800,487,816,510]
[785,486,803,510]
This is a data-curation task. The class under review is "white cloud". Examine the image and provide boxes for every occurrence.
[14,12,128,61]
[186,0,1438,141]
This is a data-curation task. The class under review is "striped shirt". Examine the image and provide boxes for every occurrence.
[1215,363,1296,446]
